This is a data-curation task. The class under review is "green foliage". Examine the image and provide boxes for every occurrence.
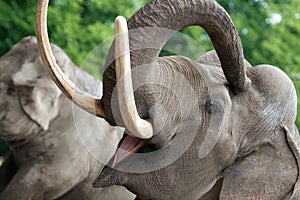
[46,0,149,74]
[0,1,36,56]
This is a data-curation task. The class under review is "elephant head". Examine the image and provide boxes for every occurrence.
[36,0,300,199]
[0,36,62,141]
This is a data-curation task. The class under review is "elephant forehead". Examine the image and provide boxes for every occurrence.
[198,64,227,86]
[0,38,40,81]
[12,59,46,86]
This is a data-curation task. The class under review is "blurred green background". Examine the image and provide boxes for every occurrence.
[0,0,299,157]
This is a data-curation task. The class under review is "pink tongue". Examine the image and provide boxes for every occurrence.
[112,135,145,168]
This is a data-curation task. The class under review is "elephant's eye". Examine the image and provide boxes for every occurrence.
[7,86,16,96]
[205,99,224,114]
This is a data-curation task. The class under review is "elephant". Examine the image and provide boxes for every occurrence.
[0,36,135,200]
[36,0,300,199]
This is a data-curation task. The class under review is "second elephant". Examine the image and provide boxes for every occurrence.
[0,36,135,200]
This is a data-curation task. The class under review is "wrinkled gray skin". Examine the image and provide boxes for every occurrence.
[90,0,300,199]
[0,36,135,200]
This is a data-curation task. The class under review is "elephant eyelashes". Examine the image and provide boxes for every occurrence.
[204,100,224,114]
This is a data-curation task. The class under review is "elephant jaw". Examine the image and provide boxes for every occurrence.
[112,134,145,168]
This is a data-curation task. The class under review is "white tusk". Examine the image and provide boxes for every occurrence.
[36,0,105,117]
[115,16,153,139]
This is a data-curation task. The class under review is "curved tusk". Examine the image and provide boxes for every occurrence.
[115,16,153,139]
[36,0,105,117]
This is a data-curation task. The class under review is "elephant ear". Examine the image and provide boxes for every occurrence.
[12,57,62,131]
[220,125,300,199]
[283,125,300,199]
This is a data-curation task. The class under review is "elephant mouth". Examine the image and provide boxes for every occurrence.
[111,134,157,168]
[112,135,145,167]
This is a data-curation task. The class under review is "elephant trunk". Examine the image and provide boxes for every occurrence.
[102,0,251,125]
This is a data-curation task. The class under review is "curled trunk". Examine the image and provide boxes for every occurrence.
[102,0,250,125]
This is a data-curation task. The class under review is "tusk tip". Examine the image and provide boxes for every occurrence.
[115,16,127,24]
[114,16,128,34]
